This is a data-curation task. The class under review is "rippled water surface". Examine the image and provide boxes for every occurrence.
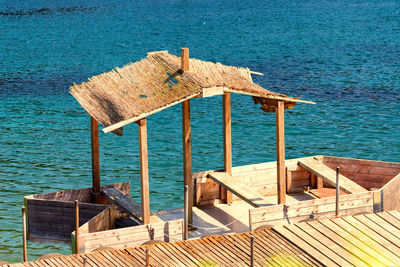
[1,0,399,262]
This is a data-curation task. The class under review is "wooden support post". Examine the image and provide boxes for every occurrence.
[286,167,292,193]
[249,209,253,232]
[184,185,189,240]
[22,207,27,262]
[90,116,101,203]
[75,200,79,254]
[336,167,340,217]
[181,47,189,72]
[276,101,286,204]
[311,173,323,189]
[181,47,193,226]
[222,92,233,204]
[138,118,150,225]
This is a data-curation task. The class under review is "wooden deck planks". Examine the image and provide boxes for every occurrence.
[298,158,367,194]
[318,219,394,266]
[331,217,400,265]
[13,211,400,267]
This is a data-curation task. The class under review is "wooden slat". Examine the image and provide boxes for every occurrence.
[273,226,339,266]
[381,173,400,211]
[319,219,396,266]
[207,172,265,207]
[323,156,400,169]
[101,187,142,222]
[307,220,382,266]
[299,158,367,194]
[138,118,150,224]
[275,100,286,204]
[332,217,400,264]
[343,215,400,254]
[249,191,373,228]
[288,223,353,266]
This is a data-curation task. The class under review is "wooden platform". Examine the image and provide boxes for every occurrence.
[11,210,400,266]
[153,192,318,238]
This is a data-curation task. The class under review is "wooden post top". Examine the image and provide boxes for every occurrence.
[181,47,189,72]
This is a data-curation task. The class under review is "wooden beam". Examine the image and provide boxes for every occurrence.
[208,172,263,208]
[90,116,101,203]
[299,158,368,194]
[276,101,286,204]
[138,118,150,224]
[223,93,232,203]
[181,47,189,72]
[182,100,193,226]
[311,173,323,189]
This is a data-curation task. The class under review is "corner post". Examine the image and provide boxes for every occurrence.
[138,118,150,224]
[181,47,193,226]
[222,92,233,203]
[276,101,286,204]
[90,116,101,203]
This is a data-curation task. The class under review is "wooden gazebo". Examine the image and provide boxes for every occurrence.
[70,48,313,226]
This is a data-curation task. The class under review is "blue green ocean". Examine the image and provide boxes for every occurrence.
[1,0,399,262]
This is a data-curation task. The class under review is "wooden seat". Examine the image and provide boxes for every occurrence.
[207,172,267,207]
[101,187,143,223]
[298,158,367,194]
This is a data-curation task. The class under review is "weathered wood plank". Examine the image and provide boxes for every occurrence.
[207,172,264,207]
[381,173,400,211]
[332,217,400,264]
[286,223,353,266]
[273,226,339,266]
[323,156,400,169]
[308,220,383,266]
[101,187,142,222]
[299,158,367,194]
[249,192,373,228]
[275,100,286,204]
[319,219,396,266]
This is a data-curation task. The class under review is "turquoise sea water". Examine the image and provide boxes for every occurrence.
[1,0,399,262]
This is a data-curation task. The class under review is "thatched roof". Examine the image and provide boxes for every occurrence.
[70,51,312,133]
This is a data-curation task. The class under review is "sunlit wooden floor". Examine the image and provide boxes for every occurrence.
[152,192,317,238]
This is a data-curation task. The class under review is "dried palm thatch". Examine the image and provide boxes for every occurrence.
[70,51,312,133]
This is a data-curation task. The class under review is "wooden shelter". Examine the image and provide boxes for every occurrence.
[69,48,312,224]
[22,48,400,254]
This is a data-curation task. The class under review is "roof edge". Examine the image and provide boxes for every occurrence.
[102,92,201,133]
[224,88,316,104]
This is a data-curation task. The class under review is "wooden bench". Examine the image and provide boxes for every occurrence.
[207,172,269,207]
[298,158,367,194]
[101,187,143,223]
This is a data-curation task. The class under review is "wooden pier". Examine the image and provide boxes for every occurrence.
[19,48,400,263]
[9,210,400,266]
